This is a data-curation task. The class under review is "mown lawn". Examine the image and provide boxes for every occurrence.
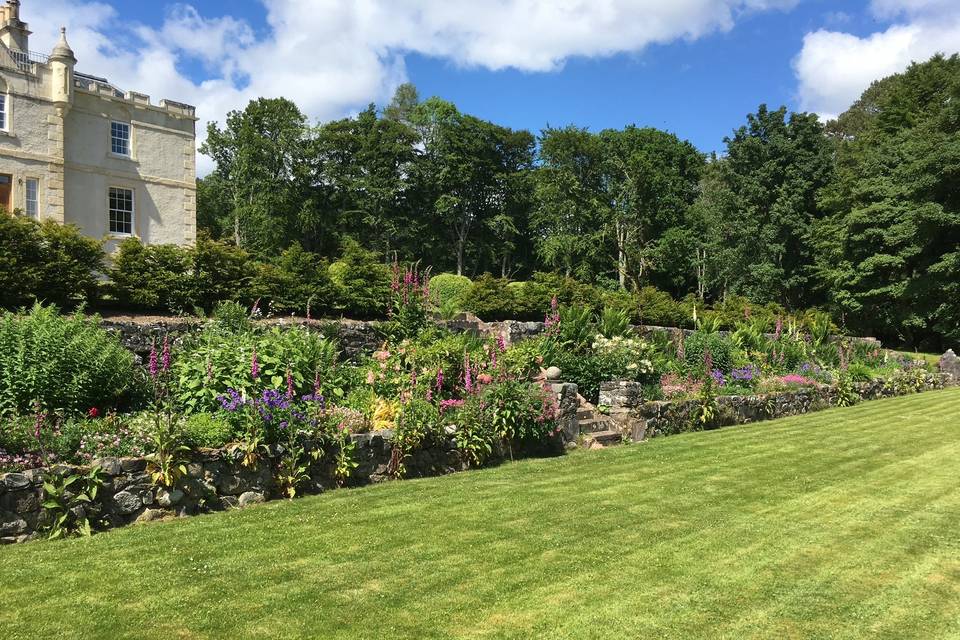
[2,389,959,639]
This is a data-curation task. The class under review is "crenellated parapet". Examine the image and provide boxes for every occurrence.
[70,76,197,119]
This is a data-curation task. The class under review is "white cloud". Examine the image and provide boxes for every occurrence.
[794,0,960,119]
[20,0,798,174]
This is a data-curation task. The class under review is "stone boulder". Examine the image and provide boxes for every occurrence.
[940,350,960,380]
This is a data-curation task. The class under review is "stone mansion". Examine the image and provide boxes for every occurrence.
[0,0,196,246]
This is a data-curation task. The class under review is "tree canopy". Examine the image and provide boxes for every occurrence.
[196,54,960,350]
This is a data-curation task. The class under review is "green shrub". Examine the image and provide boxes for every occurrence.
[182,412,235,448]
[0,304,141,415]
[547,335,657,404]
[531,272,603,311]
[190,233,253,311]
[211,300,253,334]
[500,335,556,380]
[429,273,472,311]
[511,281,548,320]
[392,398,443,476]
[768,336,808,373]
[109,239,193,312]
[449,379,560,465]
[845,362,874,383]
[683,331,734,374]
[557,305,595,350]
[460,274,517,321]
[0,215,103,310]
[251,245,334,316]
[173,324,340,413]
[329,239,391,318]
[598,307,631,338]
[634,286,686,327]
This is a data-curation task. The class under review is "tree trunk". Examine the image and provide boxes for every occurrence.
[617,222,628,290]
[696,247,707,300]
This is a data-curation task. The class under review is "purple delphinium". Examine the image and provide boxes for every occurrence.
[731,365,759,383]
[260,389,290,410]
[217,388,246,412]
[710,369,726,386]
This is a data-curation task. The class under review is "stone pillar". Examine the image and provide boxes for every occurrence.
[550,382,580,444]
[939,350,960,381]
[44,108,66,224]
[181,134,197,244]
[598,381,645,410]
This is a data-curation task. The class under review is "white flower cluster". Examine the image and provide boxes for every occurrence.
[591,334,654,374]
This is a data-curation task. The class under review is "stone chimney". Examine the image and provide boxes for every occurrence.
[0,0,30,52]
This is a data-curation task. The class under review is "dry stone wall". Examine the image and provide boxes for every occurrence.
[100,315,882,362]
[599,374,953,441]
[0,434,472,544]
[0,383,579,544]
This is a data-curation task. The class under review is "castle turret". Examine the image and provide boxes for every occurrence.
[49,27,75,106]
[0,1,30,51]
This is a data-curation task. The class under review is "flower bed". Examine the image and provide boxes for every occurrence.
[0,285,948,543]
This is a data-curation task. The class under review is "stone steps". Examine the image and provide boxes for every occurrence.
[576,394,624,449]
[584,429,623,448]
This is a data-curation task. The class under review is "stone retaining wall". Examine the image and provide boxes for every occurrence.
[101,315,881,362]
[599,374,953,441]
[0,383,579,544]
[0,433,533,544]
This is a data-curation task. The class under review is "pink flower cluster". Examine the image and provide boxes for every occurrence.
[660,373,703,398]
[390,262,430,311]
[544,296,560,335]
[779,374,817,386]
[148,336,172,379]
[0,449,45,472]
[439,399,464,414]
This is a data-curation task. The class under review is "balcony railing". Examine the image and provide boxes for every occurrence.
[6,48,49,73]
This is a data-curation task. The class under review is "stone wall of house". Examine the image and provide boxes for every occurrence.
[599,373,953,441]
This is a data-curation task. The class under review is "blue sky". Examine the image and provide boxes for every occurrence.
[26,0,960,170]
[403,0,879,153]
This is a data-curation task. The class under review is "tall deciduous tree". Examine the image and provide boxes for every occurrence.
[312,104,420,258]
[201,98,312,253]
[534,126,703,289]
[412,98,535,275]
[815,54,960,348]
[718,105,834,307]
